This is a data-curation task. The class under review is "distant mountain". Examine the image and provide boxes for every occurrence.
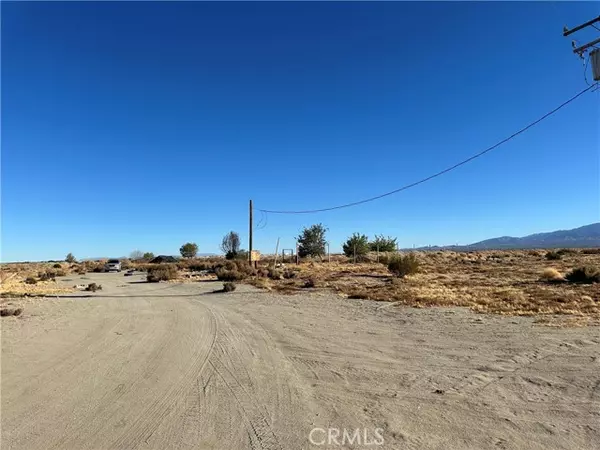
[415,223,600,251]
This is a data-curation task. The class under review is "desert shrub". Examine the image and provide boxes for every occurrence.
[297,224,327,258]
[55,269,66,277]
[180,242,199,258]
[231,260,256,277]
[121,260,131,270]
[545,251,562,260]
[565,266,600,284]
[388,253,420,278]
[25,276,37,285]
[378,254,392,265]
[1,307,23,317]
[256,267,269,278]
[581,248,600,255]
[147,265,179,282]
[215,268,245,281]
[557,248,577,256]
[369,235,398,252]
[540,268,564,282]
[303,278,316,288]
[222,282,237,292]
[267,268,283,280]
[187,262,211,272]
[38,270,56,281]
[235,250,249,261]
[85,283,102,292]
[92,266,104,273]
[283,269,298,279]
[342,233,370,261]
[52,263,62,269]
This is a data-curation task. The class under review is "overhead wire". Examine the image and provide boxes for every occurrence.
[257,83,597,215]
[255,209,268,230]
[583,53,591,85]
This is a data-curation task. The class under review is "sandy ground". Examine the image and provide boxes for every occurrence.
[1,273,599,450]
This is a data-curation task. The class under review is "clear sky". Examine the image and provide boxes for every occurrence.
[2,2,599,262]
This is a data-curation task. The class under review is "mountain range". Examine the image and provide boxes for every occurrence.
[416,223,600,251]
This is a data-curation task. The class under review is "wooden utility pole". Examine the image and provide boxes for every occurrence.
[272,237,280,268]
[249,200,253,265]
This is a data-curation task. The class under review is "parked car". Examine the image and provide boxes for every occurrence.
[104,259,122,272]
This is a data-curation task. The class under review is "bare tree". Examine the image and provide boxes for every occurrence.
[130,250,144,260]
[220,231,241,259]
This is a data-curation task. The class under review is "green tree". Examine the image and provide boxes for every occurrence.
[143,252,155,260]
[342,233,370,261]
[297,224,328,259]
[65,253,76,263]
[220,231,241,259]
[180,242,199,258]
[369,235,398,252]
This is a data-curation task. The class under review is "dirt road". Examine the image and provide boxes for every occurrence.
[2,273,599,449]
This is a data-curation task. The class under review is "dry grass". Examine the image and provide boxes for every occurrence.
[3,250,599,325]
[540,267,565,282]
[247,249,600,324]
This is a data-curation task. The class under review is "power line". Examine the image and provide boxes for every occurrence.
[258,83,597,215]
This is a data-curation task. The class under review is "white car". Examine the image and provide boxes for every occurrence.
[104,259,122,272]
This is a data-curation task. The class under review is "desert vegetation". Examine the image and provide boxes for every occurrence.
[240,248,600,325]
[222,282,237,292]
[220,231,241,260]
[342,233,370,261]
[179,242,199,258]
[1,242,598,326]
[147,265,179,282]
[1,307,23,317]
[297,224,327,259]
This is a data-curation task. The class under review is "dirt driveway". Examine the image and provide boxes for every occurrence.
[2,273,599,450]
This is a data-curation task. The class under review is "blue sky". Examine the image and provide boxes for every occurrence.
[2,2,599,261]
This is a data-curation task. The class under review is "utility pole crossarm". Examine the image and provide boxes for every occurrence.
[573,37,600,55]
[563,16,600,37]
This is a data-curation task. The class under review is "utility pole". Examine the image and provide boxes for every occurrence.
[249,199,253,265]
[564,16,600,81]
[272,237,280,268]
